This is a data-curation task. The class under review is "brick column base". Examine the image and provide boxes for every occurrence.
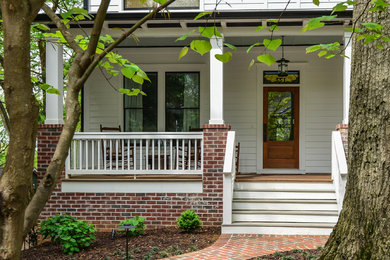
[335,124,348,158]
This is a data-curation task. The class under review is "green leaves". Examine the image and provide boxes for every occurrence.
[198,26,222,39]
[190,40,212,56]
[313,0,320,6]
[301,15,337,32]
[175,29,195,42]
[215,52,233,63]
[194,12,212,20]
[39,214,96,255]
[247,42,261,53]
[257,54,276,66]
[263,39,282,51]
[179,46,189,60]
[306,42,341,59]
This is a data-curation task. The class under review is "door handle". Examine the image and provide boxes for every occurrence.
[263,123,267,142]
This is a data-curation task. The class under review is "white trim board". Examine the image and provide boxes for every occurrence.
[62,181,203,193]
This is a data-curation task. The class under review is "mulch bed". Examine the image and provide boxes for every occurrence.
[251,248,322,259]
[22,227,220,260]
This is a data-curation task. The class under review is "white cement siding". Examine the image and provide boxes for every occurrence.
[84,46,342,174]
[224,50,258,173]
[223,47,342,173]
[89,0,344,13]
[84,48,209,132]
[303,52,342,173]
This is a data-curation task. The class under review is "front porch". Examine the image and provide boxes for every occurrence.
[38,17,351,234]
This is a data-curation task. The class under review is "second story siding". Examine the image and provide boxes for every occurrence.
[87,0,347,13]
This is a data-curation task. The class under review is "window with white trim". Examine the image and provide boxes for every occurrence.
[124,71,200,132]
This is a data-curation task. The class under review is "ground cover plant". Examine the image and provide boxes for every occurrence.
[118,216,146,237]
[22,227,220,259]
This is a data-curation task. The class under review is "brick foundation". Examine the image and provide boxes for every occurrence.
[38,124,231,231]
[335,124,348,158]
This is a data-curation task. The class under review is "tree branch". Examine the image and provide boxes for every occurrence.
[75,0,177,90]
[84,0,111,61]
[42,4,83,54]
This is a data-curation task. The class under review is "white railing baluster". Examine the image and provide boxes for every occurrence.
[147,139,150,170]
[115,139,118,170]
[92,141,94,170]
[182,139,185,170]
[85,140,88,171]
[122,139,124,169]
[140,139,143,170]
[109,139,112,171]
[188,139,191,170]
[73,140,76,170]
[194,140,197,170]
[164,139,167,170]
[127,139,130,170]
[104,140,107,170]
[158,140,161,170]
[170,139,173,170]
[79,140,82,170]
[134,139,137,170]
[66,132,204,177]
[176,138,179,170]
[98,140,100,170]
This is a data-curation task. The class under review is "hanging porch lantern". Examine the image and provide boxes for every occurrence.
[277,36,289,77]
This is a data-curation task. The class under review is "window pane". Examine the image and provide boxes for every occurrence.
[124,73,157,132]
[267,91,294,141]
[166,109,200,132]
[166,72,200,132]
[125,0,199,9]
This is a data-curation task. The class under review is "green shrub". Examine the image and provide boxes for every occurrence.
[273,252,284,257]
[177,210,202,232]
[40,214,96,255]
[118,215,145,237]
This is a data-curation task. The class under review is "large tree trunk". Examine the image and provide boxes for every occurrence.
[0,1,41,259]
[321,6,390,260]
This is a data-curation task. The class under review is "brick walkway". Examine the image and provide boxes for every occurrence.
[169,234,329,260]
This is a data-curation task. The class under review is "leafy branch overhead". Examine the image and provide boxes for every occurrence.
[175,0,388,68]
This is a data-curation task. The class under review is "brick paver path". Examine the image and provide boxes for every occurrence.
[169,234,329,259]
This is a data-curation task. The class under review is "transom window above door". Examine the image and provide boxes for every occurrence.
[123,72,200,132]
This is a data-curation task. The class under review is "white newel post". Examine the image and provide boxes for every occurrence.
[343,32,352,124]
[209,36,224,125]
[45,40,64,124]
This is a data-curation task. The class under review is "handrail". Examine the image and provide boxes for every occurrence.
[332,131,348,213]
[222,131,236,225]
[66,132,203,177]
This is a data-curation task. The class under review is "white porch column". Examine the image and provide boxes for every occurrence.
[209,36,224,124]
[342,32,352,124]
[45,41,64,124]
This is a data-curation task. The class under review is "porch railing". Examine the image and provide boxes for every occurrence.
[331,131,348,213]
[222,131,236,225]
[65,132,203,177]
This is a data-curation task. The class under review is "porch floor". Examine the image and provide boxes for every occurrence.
[235,174,332,183]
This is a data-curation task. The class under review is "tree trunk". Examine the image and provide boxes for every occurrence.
[0,1,41,259]
[321,7,390,260]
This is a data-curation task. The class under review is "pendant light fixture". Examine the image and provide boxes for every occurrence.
[277,36,289,77]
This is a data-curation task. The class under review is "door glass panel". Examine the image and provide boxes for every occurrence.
[267,91,294,141]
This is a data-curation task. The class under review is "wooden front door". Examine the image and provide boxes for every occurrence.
[263,87,299,168]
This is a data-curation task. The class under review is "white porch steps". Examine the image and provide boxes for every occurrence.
[222,181,338,235]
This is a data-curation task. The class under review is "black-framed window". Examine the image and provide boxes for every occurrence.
[124,0,200,10]
[165,72,200,132]
[124,72,158,132]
